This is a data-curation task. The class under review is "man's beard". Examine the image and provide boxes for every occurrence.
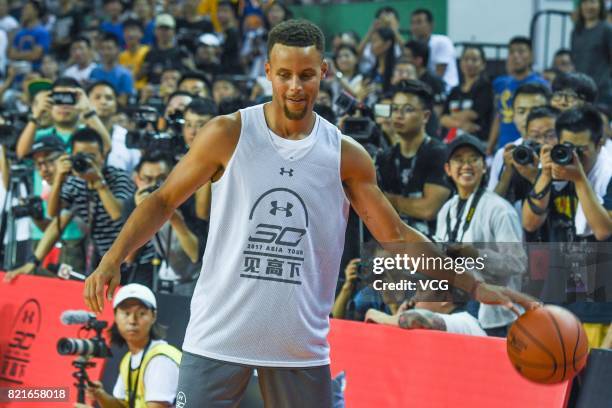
[283,101,309,120]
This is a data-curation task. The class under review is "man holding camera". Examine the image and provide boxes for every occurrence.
[126,151,204,295]
[15,77,112,159]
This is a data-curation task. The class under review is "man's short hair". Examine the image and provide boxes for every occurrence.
[86,80,117,97]
[411,8,433,23]
[70,127,105,153]
[375,6,399,19]
[52,77,81,90]
[552,72,598,103]
[554,48,571,59]
[122,18,143,32]
[555,105,604,145]
[185,98,218,117]
[135,149,175,174]
[512,82,551,106]
[101,32,121,47]
[72,35,91,48]
[178,71,211,90]
[267,19,325,59]
[526,106,560,130]
[391,80,434,111]
[404,40,429,66]
[167,90,194,103]
[509,36,532,50]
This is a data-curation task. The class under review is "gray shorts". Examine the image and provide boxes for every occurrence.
[176,351,332,408]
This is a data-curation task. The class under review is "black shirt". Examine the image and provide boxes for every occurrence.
[443,77,494,142]
[220,27,243,75]
[375,136,450,237]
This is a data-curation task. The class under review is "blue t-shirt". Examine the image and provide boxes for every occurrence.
[12,25,50,69]
[90,65,135,96]
[142,20,155,46]
[493,72,548,148]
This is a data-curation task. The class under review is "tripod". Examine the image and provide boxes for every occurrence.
[0,163,32,269]
[72,357,96,403]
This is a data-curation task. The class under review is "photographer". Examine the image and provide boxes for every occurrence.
[523,105,612,242]
[46,128,154,284]
[87,80,141,173]
[375,80,451,238]
[15,77,112,159]
[177,71,211,99]
[126,151,204,295]
[435,135,525,337]
[488,83,550,199]
[492,106,559,210]
[83,284,181,408]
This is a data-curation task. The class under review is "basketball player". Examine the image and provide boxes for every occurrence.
[84,20,539,407]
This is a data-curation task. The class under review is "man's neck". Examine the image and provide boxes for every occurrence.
[399,132,425,157]
[263,102,316,140]
[24,19,38,29]
[55,123,77,134]
[511,68,531,81]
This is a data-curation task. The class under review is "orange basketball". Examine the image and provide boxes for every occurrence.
[507,305,589,384]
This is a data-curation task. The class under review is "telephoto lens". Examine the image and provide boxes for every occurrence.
[57,337,111,358]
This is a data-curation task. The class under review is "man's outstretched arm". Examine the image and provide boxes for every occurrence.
[84,114,241,312]
[340,136,540,312]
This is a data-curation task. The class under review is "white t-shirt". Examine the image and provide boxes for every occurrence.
[439,311,487,336]
[63,63,96,85]
[106,125,142,175]
[427,34,459,91]
[112,340,180,404]
[0,15,18,33]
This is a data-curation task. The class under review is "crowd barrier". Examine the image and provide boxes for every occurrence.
[2,273,610,407]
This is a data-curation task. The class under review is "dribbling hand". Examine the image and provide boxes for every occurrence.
[83,258,121,313]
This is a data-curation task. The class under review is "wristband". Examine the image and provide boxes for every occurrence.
[27,113,39,126]
[27,254,41,268]
[529,179,552,200]
[527,196,549,216]
[83,110,97,120]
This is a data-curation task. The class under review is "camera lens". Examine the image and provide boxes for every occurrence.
[512,145,533,165]
[57,338,94,356]
[551,144,574,165]
[71,153,90,173]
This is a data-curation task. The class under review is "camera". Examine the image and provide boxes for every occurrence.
[512,140,541,165]
[70,152,93,173]
[126,106,186,157]
[11,196,44,220]
[51,91,77,106]
[0,111,27,156]
[142,181,162,195]
[57,315,111,358]
[551,143,583,166]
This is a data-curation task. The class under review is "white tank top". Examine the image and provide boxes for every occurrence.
[183,104,350,367]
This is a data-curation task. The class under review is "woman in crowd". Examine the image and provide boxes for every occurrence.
[440,45,493,143]
[331,44,365,101]
[435,135,526,337]
[368,27,397,94]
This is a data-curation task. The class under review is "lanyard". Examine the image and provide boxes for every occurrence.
[393,136,430,195]
[127,339,152,408]
[446,188,485,242]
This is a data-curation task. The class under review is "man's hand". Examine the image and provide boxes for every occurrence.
[539,144,554,180]
[55,154,73,183]
[551,152,586,183]
[365,308,398,325]
[75,158,103,186]
[85,380,105,401]
[502,144,515,169]
[32,90,52,120]
[3,262,35,283]
[342,258,360,289]
[513,153,539,183]
[84,257,122,313]
[475,283,541,316]
[75,88,95,117]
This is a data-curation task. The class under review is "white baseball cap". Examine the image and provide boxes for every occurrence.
[113,284,157,310]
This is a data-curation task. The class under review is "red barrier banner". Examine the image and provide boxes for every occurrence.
[0,272,114,407]
[329,319,572,408]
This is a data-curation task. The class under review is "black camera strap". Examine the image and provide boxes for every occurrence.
[127,338,153,408]
[446,187,485,243]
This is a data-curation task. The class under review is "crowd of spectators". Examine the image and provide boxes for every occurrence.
[0,0,610,347]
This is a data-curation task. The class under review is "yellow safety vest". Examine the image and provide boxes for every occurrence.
[119,342,182,408]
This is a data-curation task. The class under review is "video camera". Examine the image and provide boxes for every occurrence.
[512,140,542,165]
[0,110,27,157]
[125,106,186,157]
[335,92,383,156]
[57,311,112,358]
[11,196,44,220]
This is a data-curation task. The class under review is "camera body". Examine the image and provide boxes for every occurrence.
[12,196,44,219]
[70,152,94,173]
[551,143,584,166]
[512,140,542,165]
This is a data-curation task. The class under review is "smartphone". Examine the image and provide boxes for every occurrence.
[51,91,77,105]
[373,103,391,118]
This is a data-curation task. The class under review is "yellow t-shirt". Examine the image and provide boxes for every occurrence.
[119,45,150,90]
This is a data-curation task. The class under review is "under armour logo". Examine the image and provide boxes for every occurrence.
[270,201,293,217]
[280,167,294,177]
